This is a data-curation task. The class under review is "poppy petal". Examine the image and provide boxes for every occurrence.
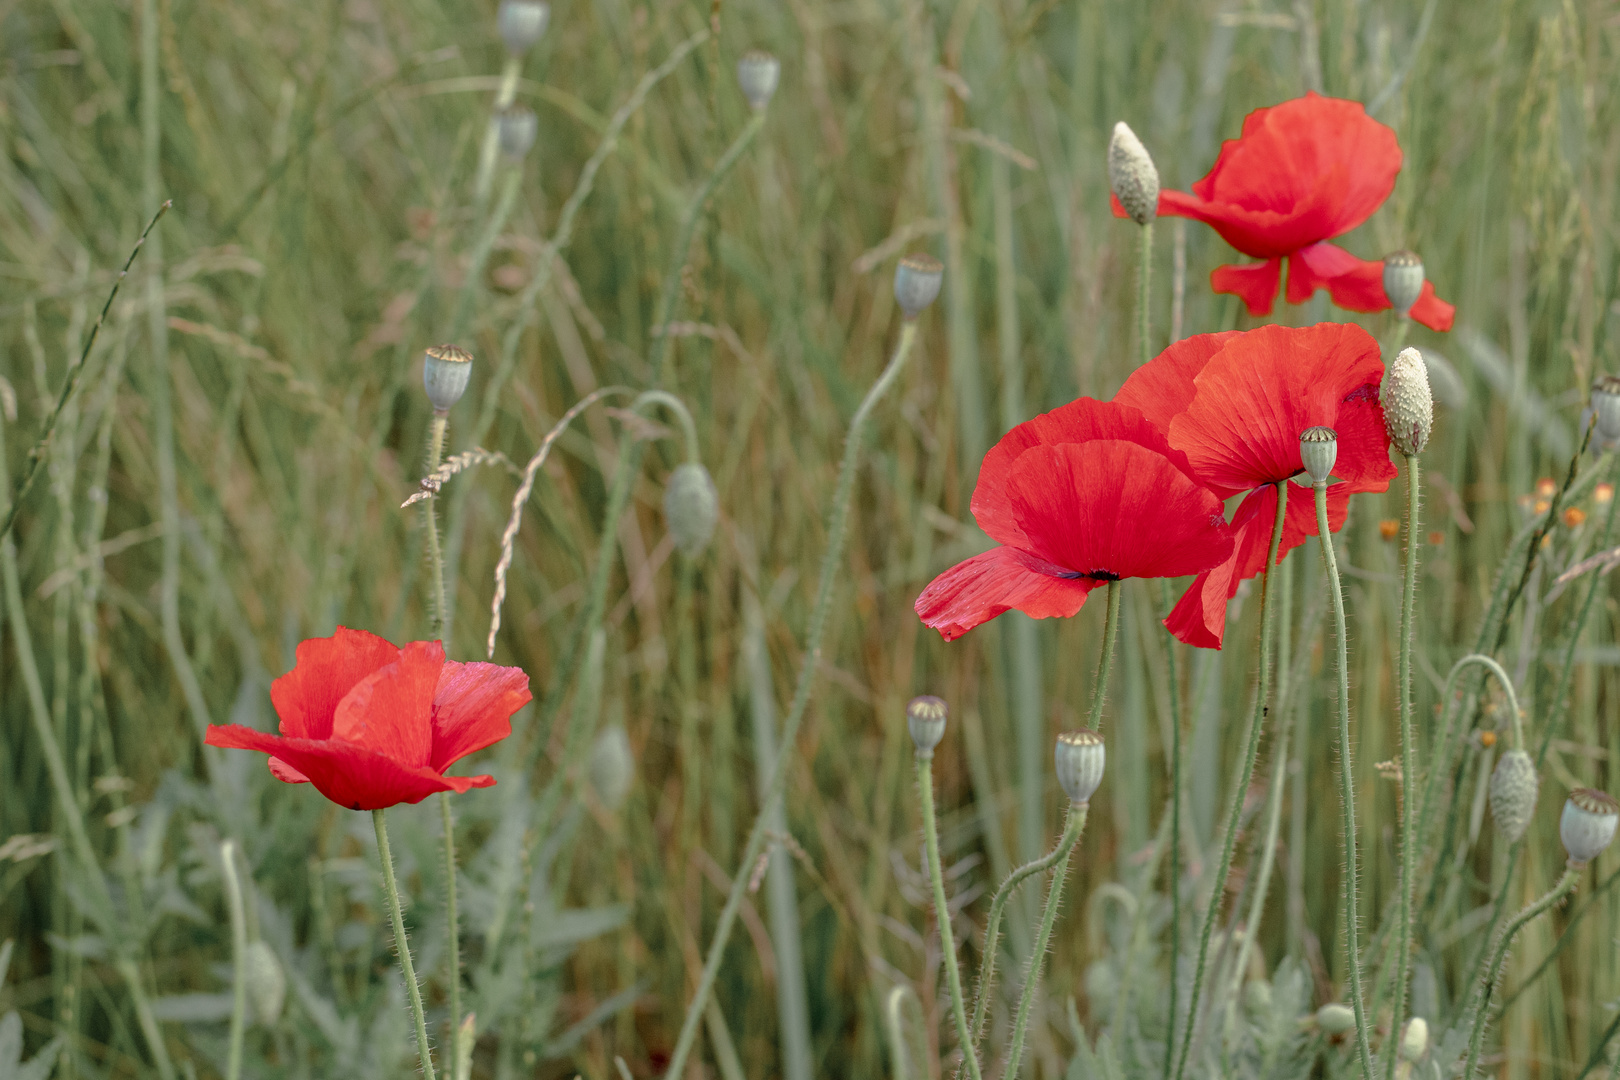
[430,661,532,773]
[268,757,311,784]
[1113,333,1241,432]
[916,547,1100,641]
[270,627,400,740]
[330,640,444,769]
[1210,260,1283,316]
[1409,282,1456,332]
[1165,564,1233,650]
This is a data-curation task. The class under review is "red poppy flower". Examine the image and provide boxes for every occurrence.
[205,627,530,811]
[1114,94,1454,331]
[1115,324,1397,648]
[915,399,1235,641]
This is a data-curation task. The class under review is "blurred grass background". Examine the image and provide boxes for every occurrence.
[0,0,1618,1077]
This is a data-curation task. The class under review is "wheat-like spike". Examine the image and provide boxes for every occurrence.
[400,448,521,508]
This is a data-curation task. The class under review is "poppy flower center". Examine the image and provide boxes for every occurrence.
[1056,568,1122,582]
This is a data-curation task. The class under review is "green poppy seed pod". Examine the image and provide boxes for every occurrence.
[1054,729,1105,805]
[1315,1003,1357,1035]
[894,253,944,320]
[423,344,473,415]
[1108,121,1159,226]
[1380,347,1434,456]
[736,50,780,111]
[1399,1017,1429,1063]
[1488,749,1538,843]
[1299,426,1338,484]
[588,725,634,811]
[497,0,550,55]
[243,941,286,1026]
[497,107,538,161]
[906,695,948,757]
[1383,250,1425,319]
[662,462,719,557]
[1561,787,1620,864]
[1591,375,1620,442]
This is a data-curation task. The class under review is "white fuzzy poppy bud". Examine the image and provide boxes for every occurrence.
[1315,1003,1357,1035]
[736,50,780,111]
[1399,1017,1429,1063]
[1488,749,1539,843]
[1108,122,1160,225]
[907,695,948,757]
[894,254,943,320]
[1383,250,1425,319]
[1054,729,1105,805]
[497,0,550,55]
[1381,347,1434,456]
[663,463,719,557]
[423,344,473,415]
[1561,788,1620,864]
[1591,375,1620,442]
[243,941,286,1026]
[1299,426,1338,484]
[588,725,634,810]
[497,107,538,161]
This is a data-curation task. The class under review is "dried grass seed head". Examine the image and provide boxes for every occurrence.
[906,695,948,756]
[894,253,943,320]
[736,50,780,111]
[1561,787,1620,864]
[1488,749,1538,843]
[1299,425,1338,484]
[423,344,473,414]
[497,0,550,55]
[663,462,719,557]
[1108,121,1159,225]
[1382,250,1425,318]
[1054,729,1105,805]
[1381,347,1433,455]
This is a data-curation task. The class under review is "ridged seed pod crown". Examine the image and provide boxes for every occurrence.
[1561,788,1620,864]
[423,344,473,414]
[1382,250,1425,318]
[1108,121,1160,225]
[736,50,780,111]
[1380,347,1433,456]
[1054,729,1105,805]
[497,0,550,55]
[1299,426,1338,484]
[907,696,948,756]
[1592,375,1620,442]
[894,254,943,320]
[1488,748,1539,843]
[663,463,719,557]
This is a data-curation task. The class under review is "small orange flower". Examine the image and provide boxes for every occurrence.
[1536,477,1557,498]
[1598,483,1614,505]
[1481,730,1497,748]
[1379,519,1400,541]
[1564,507,1588,528]
[1534,499,1552,515]
[1427,531,1445,546]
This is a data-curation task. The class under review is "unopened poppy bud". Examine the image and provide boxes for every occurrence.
[1315,1003,1357,1035]
[907,695,948,757]
[1561,788,1620,864]
[243,941,286,1026]
[497,0,550,55]
[736,50,780,111]
[663,463,719,557]
[1591,375,1620,441]
[1381,347,1433,455]
[1054,729,1105,805]
[1399,1017,1429,1062]
[894,254,943,320]
[1108,121,1159,226]
[497,107,538,161]
[423,345,473,415]
[1488,749,1538,844]
[1299,426,1338,484]
[1383,250,1425,319]
[588,725,634,810]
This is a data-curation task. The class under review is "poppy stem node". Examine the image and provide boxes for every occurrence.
[374,809,438,1080]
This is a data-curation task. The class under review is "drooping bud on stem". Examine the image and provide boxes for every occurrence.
[243,941,286,1026]
[663,463,719,557]
[1382,250,1425,319]
[1299,426,1338,484]
[423,345,473,415]
[894,254,943,320]
[1108,121,1159,226]
[906,695,948,757]
[497,0,551,55]
[1561,788,1619,865]
[1315,1003,1357,1035]
[497,106,538,161]
[1591,375,1620,442]
[1054,729,1105,806]
[1381,347,1434,455]
[736,50,781,111]
[1488,749,1538,843]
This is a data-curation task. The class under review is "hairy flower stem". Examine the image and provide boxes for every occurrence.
[1089,580,1123,730]
[1005,805,1089,1080]
[1462,868,1580,1079]
[1159,578,1184,1080]
[424,416,449,640]
[659,321,917,1080]
[441,795,463,1073]
[917,753,986,1080]
[1315,480,1376,1078]
[1385,453,1421,1080]
[221,841,248,1080]
[374,809,437,1080]
[1136,221,1154,368]
[1172,483,1287,1080]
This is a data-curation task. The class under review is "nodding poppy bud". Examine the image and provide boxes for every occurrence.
[663,463,719,557]
[423,345,473,415]
[1561,788,1620,864]
[1381,347,1434,456]
[907,695,948,757]
[497,107,538,161]
[894,254,943,320]
[1488,749,1538,844]
[1382,250,1425,319]
[243,941,286,1026]
[1315,1003,1357,1035]
[1399,1017,1429,1063]
[1591,375,1620,442]
[1108,121,1160,226]
[1054,729,1105,805]
[736,50,780,111]
[1299,426,1338,484]
[497,0,550,55]
[588,725,634,810]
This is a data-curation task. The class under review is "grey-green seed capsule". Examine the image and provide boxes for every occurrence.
[1383,250,1425,319]
[1591,375,1620,442]
[1561,788,1620,864]
[1381,347,1433,456]
[423,344,473,414]
[907,695,948,757]
[1315,1003,1357,1035]
[1299,426,1338,484]
[663,462,719,557]
[243,941,286,1026]
[497,0,550,55]
[736,50,780,111]
[497,107,538,161]
[1108,121,1160,226]
[1054,729,1105,805]
[1488,749,1538,843]
[894,254,943,320]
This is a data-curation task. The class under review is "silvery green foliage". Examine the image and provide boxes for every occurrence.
[0,943,64,1080]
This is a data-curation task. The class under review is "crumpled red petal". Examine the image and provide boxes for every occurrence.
[430,661,533,773]
[916,547,1100,641]
[1113,333,1241,432]
[1210,260,1283,316]
[330,640,443,770]
[270,627,399,739]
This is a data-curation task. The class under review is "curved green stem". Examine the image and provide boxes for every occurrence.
[221,841,247,1080]
[1005,804,1089,1080]
[1462,868,1580,1079]
[633,389,702,463]
[374,809,437,1080]
[450,166,523,347]
[1385,453,1421,1080]
[1315,481,1376,1079]
[1171,481,1288,1080]
[918,754,985,1080]
[659,320,918,1080]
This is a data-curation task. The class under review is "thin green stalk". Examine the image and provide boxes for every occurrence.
[1385,453,1421,1080]
[1089,580,1122,732]
[1005,804,1089,1080]
[221,842,248,1080]
[659,320,919,1080]
[1159,579,1183,1080]
[1315,480,1375,1079]
[424,415,449,640]
[448,166,523,351]
[1136,221,1154,367]
[1461,867,1580,1079]
[1172,482,1287,1080]
[373,809,437,1080]
[441,795,463,1075]
[473,56,522,205]
[917,754,985,1080]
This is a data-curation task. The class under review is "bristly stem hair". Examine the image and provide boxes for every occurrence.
[917,750,985,1080]
[1384,451,1421,1080]
[374,809,437,1080]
